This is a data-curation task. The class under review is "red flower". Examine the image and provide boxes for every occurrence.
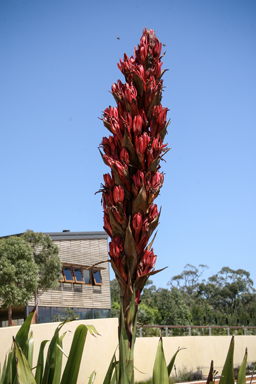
[113,185,125,204]
[133,115,143,135]
[103,173,115,188]
[148,204,158,222]
[132,212,143,243]
[103,213,112,237]
[132,170,145,195]
[120,148,129,165]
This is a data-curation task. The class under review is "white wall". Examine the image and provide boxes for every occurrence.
[0,319,255,383]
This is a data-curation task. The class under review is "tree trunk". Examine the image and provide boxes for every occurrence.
[8,304,12,327]
[35,290,39,324]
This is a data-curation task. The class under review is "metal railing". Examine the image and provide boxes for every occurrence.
[138,325,256,337]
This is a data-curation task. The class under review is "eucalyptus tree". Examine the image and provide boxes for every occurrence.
[0,236,38,326]
[22,230,62,323]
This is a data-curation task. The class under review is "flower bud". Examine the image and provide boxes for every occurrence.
[135,132,150,155]
[147,147,154,167]
[109,241,121,259]
[132,213,143,233]
[111,83,117,93]
[103,173,114,188]
[120,148,129,165]
[148,204,158,222]
[133,115,143,135]
[113,185,125,204]
[151,171,164,190]
[103,213,112,237]
[132,170,144,195]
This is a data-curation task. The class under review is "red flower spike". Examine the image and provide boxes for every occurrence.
[99,29,168,322]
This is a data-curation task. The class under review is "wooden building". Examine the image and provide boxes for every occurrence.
[0,230,111,326]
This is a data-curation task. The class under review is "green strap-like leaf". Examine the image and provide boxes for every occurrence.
[110,361,119,384]
[35,340,49,384]
[153,337,169,384]
[60,324,91,384]
[13,339,37,384]
[119,334,129,384]
[0,352,9,384]
[84,324,100,337]
[5,348,14,384]
[167,347,185,377]
[249,362,256,384]
[219,336,234,384]
[52,333,66,384]
[88,371,96,384]
[103,350,119,384]
[56,344,68,359]
[41,323,64,384]
[12,311,35,382]
[237,348,247,384]
[27,332,34,369]
[16,312,35,357]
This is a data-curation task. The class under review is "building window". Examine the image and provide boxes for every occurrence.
[74,268,84,283]
[83,269,91,284]
[61,265,103,286]
[92,270,103,285]
[63,267,74,282]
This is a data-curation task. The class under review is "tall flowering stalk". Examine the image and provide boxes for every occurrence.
[99,28,169,382]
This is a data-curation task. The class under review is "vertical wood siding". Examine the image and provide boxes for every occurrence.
[27,238,111,309]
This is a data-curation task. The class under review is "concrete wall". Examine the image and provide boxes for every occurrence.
[0,319,255,383]
[135,335,256,382]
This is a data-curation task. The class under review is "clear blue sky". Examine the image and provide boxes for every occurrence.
[1,0,255,288]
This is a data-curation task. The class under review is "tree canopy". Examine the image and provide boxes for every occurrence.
[0,236,38,326]
[110,264,256,331]
[21,230,62,323]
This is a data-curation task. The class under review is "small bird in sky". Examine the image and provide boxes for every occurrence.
[117,37,120,40]
[163,43,166,46]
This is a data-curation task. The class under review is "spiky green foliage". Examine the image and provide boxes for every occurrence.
[0,313,98,384]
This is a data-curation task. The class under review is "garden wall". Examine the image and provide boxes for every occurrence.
[0,318,255,383]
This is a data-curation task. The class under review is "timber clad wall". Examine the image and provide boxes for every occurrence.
[28,234,111,310]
